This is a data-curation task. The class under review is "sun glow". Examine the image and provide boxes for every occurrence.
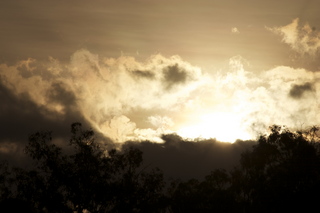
[177,112,252,143]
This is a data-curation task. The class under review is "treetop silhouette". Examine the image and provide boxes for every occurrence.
[1,124,320,213]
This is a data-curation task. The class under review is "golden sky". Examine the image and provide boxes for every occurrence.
[1,0,320,145]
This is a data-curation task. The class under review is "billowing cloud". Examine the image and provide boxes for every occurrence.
[269,18,320,56]
[100,115,136,142]
[1,49,320,149]
[175,55,320,141]
[0,50,208,144]
[2,1,320,181]
[129,115,175,143]
[219,58,320,134]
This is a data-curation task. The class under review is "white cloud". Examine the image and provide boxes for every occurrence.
[176,55,320,140]
[269,18,320,56]
[0,49,209,142]
[1,49,319,143]
[231,27,240,34]
[99,115,136,142]
[217,57,320,135]
[148,116,174,129]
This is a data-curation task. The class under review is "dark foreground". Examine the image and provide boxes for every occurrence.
[1,123,320,213]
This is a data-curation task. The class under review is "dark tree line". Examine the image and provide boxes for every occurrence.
[1,123,320,212]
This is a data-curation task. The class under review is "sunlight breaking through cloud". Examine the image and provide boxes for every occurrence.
[0,50,319,143]
[177,112,251,142]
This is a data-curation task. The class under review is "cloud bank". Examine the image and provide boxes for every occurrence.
[0,50,209,144]
[125,135,255,180]
[1,43,320,150]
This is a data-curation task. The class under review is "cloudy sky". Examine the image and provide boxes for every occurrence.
[1,0,320,174]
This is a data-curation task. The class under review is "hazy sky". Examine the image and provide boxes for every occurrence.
[1,0,320,168]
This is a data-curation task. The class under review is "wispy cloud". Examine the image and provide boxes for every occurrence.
[231,27,240,34]
[268,18,320,56]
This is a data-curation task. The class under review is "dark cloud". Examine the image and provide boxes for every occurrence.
[0,80,92,164]
[46,82,77,107]
[163,64,189,90]
[0,82,48,142]
[289,82,314,99]
[124,134,255,180]
[132,70,155,79]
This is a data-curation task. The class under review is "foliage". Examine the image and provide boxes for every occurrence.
[0,123,165,213]
[235,125,320,212]
[1,124,320,212]
[167,125,320,212]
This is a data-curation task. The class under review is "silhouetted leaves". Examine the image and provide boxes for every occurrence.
[1,124,320,212]
[1,123,166,212]
[234,125,320,212]
[167,125,320,213]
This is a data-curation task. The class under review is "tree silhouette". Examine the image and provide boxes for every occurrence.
[1,124,320,212]
[168,169,237,213]
[167,125,320,213]
[233,125,320,212]
[0,123,166,213]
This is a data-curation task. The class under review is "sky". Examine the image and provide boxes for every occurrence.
[1,0,320,177]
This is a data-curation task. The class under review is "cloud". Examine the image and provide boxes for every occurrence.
[231,27,240,34]
[0,79,94,166]
[163,64,191,90]
[269,18,320,56]
[289,82,314,99]
[131,70,155,79]
[189,56,320,138]
[129,116,175,143]
[0,50,208,144]
[148,115,174,129]
[100,115,136,142]
[1,49,320,151]
[124,136,255,180]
